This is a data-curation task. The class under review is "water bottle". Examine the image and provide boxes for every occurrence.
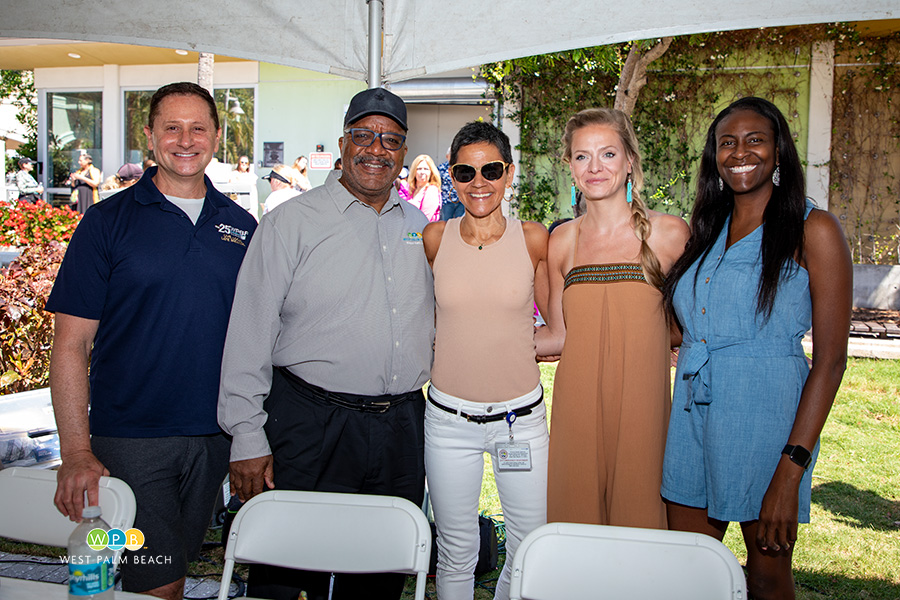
[67,505,115,599]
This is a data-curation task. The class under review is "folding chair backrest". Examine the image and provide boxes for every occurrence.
[0,467,136,548]
[509,522,747,600]
[217,490,431,600]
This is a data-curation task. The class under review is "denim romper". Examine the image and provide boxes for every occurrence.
[661,201,816,523]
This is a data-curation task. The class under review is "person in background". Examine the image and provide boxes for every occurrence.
[536,107,689,529]
[262,164,299,214]
[46,81,257,600]
[15,157,43,203]
[100,163,143,192]
[218,87,433,600]
[230,155,260,215]
[143,158,157,171]
[438,147,464,220]
[407,153,441,222]
[394,166,412,202]
[292,155,312,192]
[661,96,852,600]
[423,121,549,600]
[230,155,255,183]
[67,153,102,213]
[333,157,342,170]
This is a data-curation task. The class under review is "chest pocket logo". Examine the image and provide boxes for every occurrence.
[216,223,250,246]
[403,231,424,245]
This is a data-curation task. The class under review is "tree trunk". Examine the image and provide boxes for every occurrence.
[198,53,215,95]
[614,37,673,116]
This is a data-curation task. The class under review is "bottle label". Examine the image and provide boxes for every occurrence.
[68,561,114,596]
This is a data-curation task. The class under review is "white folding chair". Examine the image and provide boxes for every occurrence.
[217,490,432,600]
[0,466,136,547]
[509,522,747,600]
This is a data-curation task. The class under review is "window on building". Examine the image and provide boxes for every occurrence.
[47,91,102,194]
[124,90,154,166]
[123,88,255,169]
[215,88,254,166]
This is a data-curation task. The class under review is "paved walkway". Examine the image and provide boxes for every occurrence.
[803,332,900,360]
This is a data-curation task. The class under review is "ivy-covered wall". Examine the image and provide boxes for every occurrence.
[832,37,900,264]
[484,25,899,263]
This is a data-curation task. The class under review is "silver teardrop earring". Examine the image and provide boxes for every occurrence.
[718,177,724,192]
[772,165,781,187]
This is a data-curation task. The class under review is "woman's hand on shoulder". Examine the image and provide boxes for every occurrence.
[422,220,446,267]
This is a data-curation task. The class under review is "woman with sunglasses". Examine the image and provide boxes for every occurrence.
[536,108,689,529]
[230,155,259,215]
[408,154,442,221]
[422,121,550,600]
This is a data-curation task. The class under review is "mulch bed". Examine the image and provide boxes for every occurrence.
[852,308,900,325]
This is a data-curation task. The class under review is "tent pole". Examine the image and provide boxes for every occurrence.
[367,0,383,88]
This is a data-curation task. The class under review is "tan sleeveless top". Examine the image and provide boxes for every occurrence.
[431,217,540,402]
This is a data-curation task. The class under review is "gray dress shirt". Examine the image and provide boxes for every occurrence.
[218,170,435,461]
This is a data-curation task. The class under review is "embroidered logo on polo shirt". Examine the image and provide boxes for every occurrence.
[403,231,423,245]
[216,223,250,246]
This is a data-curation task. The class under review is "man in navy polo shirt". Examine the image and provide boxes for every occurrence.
[46,82,257,600]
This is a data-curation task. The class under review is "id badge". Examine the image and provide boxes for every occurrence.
[494,440,532,471]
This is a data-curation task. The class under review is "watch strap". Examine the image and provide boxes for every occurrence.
[782,444,812,470]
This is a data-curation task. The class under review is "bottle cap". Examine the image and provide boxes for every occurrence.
[82,505,102,519]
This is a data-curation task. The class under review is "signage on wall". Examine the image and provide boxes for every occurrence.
[309,152,333,170]
[263,142,284,167]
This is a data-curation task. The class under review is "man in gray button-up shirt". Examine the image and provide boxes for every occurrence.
[218,88,433,599]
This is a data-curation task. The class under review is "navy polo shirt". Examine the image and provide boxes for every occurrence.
[46,168,257,437]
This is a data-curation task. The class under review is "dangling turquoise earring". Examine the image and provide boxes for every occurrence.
[626,174,633,204]
[571,185,577,207]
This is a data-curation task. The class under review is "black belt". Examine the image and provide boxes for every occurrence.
[276,367,418,414]
[427,390,543,424]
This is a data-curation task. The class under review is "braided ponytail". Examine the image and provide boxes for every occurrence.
[628,185,664,289]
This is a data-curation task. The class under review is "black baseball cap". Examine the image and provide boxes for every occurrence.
[343,88,408,131]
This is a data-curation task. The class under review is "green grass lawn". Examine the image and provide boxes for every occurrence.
[464,358,900,600]
[3,360,898,599]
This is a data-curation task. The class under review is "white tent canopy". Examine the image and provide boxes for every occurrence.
[2,0,898,83]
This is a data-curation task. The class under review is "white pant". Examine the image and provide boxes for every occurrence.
[425,384,549,600]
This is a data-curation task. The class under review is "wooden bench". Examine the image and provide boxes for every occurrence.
[849,320,900,339]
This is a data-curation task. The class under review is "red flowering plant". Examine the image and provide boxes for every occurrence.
[0,242,67,392]
[0,200,81,248]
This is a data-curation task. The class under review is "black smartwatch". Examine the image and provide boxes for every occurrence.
[782,444,812,470]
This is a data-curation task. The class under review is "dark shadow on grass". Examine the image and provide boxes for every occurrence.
[796,568,900,600]
[811,480,900,531]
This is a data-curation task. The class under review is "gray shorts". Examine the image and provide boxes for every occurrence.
[91,434,229,592]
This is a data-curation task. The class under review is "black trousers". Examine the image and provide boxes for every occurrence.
[247,368,426,600]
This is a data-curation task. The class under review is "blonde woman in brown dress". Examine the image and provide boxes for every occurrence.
[536,108,689,528]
